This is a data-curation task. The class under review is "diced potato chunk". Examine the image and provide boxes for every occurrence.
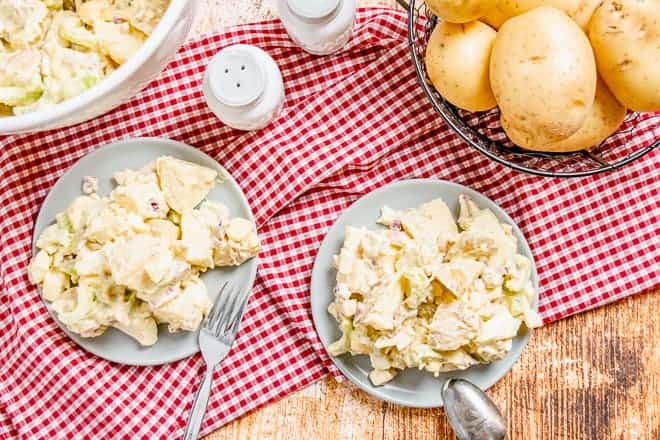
[28,250,52,284]
[42,271,70,301]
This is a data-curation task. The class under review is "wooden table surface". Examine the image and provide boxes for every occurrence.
[194,2,660,439]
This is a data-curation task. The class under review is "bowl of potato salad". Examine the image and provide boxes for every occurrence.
[311,179,541,407]
[0,0,195,133]
[29,138,259,365]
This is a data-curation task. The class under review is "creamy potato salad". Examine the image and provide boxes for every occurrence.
[0,0,169,115]
[28,157,260,346]
[328,196,542,386]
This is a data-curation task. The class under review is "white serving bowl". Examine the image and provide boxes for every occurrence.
[0,0,196,134]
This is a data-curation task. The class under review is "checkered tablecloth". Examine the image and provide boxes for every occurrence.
[0,8,658,439]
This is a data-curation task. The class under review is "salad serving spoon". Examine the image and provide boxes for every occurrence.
[442,378,506,440]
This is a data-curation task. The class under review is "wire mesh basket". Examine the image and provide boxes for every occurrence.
[405,0,659,177]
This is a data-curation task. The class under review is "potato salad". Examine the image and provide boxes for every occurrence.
[327,196,541,386]
[0,0,169,115]
[28,157,260,346]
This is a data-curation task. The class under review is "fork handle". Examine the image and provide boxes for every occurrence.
[183,369,214,440]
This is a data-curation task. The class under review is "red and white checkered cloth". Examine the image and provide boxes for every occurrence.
[0,8,658,439]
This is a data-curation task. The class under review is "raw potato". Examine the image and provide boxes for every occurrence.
[588,0,660,112]
[573,0,602,29]
[425,21,497,112]
[425,0,495,23]
[482,0,599,30]
[505,77,627,152]
[490,7,597,146]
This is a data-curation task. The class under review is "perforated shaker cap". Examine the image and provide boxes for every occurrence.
[287,0,340,19]
[208,46,265,107]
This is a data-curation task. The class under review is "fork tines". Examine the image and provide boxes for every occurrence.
[205,282,250,339]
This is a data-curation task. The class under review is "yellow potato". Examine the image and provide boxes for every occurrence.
[588,0,660,112]
[490,7,597,146]
[482,0,598,30]
[425,0,495,23]
[573,0,601,29]
[504,77,627,152]
[480,4,509,29]
[425,21,497,112]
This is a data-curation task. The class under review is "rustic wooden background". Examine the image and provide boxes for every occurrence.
[192,1,660,439]
[203,294,658,440]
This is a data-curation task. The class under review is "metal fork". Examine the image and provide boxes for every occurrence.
[183,282,251,440]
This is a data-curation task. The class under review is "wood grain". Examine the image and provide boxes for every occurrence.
[195,2,659,439]
[207,292,659,440]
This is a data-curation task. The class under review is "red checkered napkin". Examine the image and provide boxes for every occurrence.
[0,8,658,439]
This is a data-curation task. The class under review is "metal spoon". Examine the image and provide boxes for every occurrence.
[442,378,506,440]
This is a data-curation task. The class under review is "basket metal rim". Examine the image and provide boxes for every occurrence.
[405,0,658,178]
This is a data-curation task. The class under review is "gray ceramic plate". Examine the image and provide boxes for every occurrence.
[310,179,538,407]
[32,138,258,366]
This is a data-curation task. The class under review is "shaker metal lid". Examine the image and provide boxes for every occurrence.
[207,45,266,107]
[287,0,340,19]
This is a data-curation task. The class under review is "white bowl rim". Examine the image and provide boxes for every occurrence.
[0,0,191,133]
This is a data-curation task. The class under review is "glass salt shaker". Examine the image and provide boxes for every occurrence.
[278,0,357,55]
[202,44,285,131]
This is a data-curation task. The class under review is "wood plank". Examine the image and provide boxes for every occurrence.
[207,291,659,440]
